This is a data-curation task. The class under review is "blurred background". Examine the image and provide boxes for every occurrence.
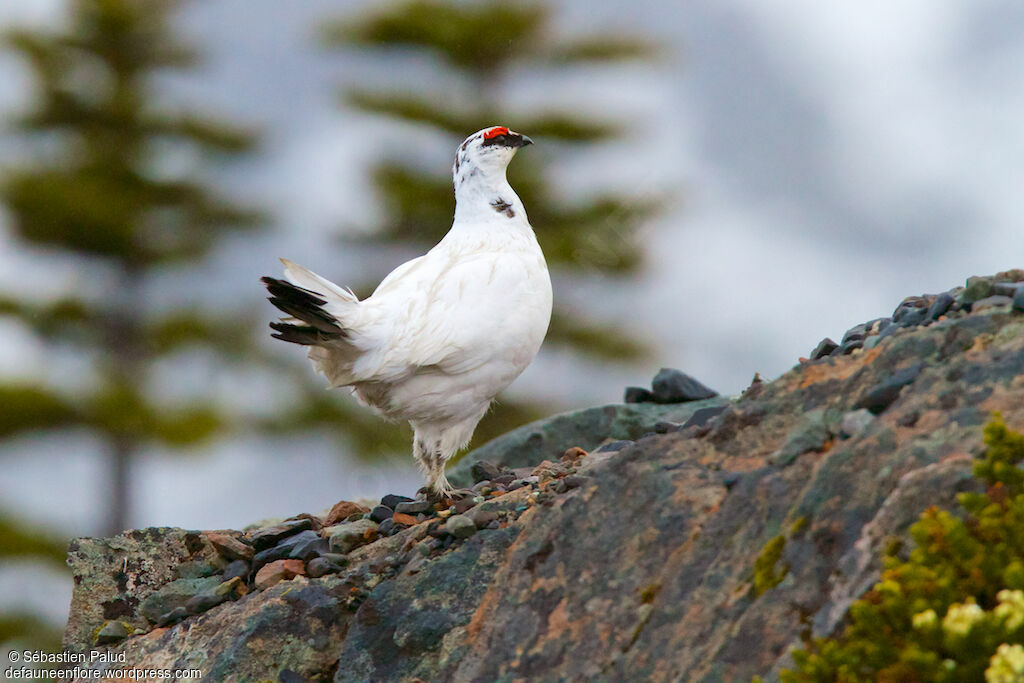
[1,0,1023,655]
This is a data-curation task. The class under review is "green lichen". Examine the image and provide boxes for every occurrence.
[783,414,1024,682]
[640,582,661,604]
[753,534,789,598]
[790,516,809,536]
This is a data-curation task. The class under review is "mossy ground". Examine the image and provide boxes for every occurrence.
[782,414,1024,682]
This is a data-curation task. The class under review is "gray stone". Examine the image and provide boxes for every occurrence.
[394,500,432,515]
[95,620,133,645]
[810,337,838,360]
[470,460,503,483]
[768,410,828,467]
[445,515,477,539]
[972,295,1013,313]
[307,556,345,578]
[651,368,718,403]
[624,386,654,403]
[138,576,222,624]
[328,519,379,554]
[447,398,729,487]
[248,518,314,551]
[926,292,955,321]
[594,440,635,454]
[840,409,875,439]
[855,363,925,414]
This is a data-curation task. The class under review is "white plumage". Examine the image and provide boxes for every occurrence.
[263,126,552,495]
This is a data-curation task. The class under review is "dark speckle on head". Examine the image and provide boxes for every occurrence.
[491,197,515,218]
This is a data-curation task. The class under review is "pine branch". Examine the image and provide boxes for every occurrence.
[323,0,547,72]
[0,512,67,566]
[344,91,620,141]
[0,386,79,437]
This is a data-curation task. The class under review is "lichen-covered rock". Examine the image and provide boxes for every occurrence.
[61,274,1024,681]
[447,397,729,487]
[63,527,225,653]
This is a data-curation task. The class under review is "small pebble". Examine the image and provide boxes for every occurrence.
[854,363,924,415]
[926,292,955,321]
[593,440,634,454]
[972,295,1013,313]
[624,386,654,403]
[95,620,132,645]
[377,518,396,536]
[155,607,189,628]
[247,518,314,551]
[222,559,249,582]
[651,368,718,403]
[840,409,875,439]
[470,460,504,483]
[445,515,477,539]
[682,405,728,430]
[898,308,926,327]
[185,591,228,615]
[254,559,305,591]
[322,500,369,527]
[394,500,432,515]
[654,421,682,434]
[842,324,867,344]
[369,505,393,523]
[381,494,414,509]
[328,519,379,554]
[810,337,838,360]
[306,556,344,578]
[206,533,254,562]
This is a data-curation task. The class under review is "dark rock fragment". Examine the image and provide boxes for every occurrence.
[651,368,718,403]
[155,607,189,628]
[961,276,994,304]
[247,518,313,551]
[94,620,133,645]
[369,505,394,523]
[1014,287,1024,312]
[222,559,249,582]
[381,494,414,509]
[926,292,955,321]
[395,500,432,515]
[594,440,634,453]
[972,295,1013,313]
[307,556,345,579]
[252,530,324,569]
[470,460,503,483]
[898,308,927,327]
[840,339,863,355]
[682,405,729,430]
[624,386,654,403]
[810,337,838,360]
[855,363,925,414]
[842,324,867,344]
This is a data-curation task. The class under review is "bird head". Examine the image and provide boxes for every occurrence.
[452,126,533,188]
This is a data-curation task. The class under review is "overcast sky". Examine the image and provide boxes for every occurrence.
[2,0,1024,629]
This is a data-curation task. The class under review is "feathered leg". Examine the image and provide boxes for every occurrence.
[413,435,453,498]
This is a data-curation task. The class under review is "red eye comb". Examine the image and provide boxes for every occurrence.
[483,126,510,139]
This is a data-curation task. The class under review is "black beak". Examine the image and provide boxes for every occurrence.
[507,132,532,148]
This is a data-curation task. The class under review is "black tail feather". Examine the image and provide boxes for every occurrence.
[269,321,338,346]
[261,276,347,344]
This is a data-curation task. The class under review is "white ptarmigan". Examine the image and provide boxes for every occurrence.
[262,126,552,497]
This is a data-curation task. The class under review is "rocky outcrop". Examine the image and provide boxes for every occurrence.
[61,273,1024,682]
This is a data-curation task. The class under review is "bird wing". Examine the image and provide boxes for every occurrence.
[350,246,546,382]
